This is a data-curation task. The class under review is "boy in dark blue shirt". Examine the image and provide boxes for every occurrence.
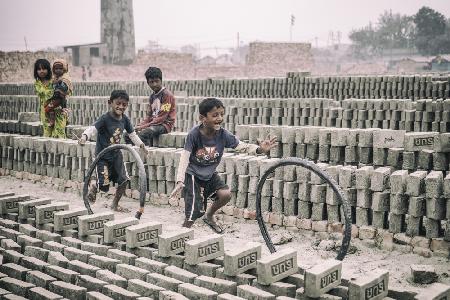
[79,90,147,215]
[170,98,277,233]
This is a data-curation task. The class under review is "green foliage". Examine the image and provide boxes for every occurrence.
[349,6,450,57]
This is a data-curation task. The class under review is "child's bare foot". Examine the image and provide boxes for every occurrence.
[182,219,194,228]
[110,205,130,213]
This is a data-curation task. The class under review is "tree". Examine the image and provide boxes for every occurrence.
[377,10,414,49]
[349,23,381,58]
[413,6,448,55]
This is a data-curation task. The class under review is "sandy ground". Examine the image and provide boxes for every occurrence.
[0,176,449,294]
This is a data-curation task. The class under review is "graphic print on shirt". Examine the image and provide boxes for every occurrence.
[151,98,161,117]
[195,146,220,165]
[109,128,122,144]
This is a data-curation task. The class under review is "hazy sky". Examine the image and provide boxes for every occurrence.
[1,0,449,56]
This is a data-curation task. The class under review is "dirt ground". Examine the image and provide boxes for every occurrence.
[0,176,449,294]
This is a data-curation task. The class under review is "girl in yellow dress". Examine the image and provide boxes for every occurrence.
[33,59,53,136]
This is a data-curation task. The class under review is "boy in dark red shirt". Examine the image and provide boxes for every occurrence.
[126,67,176,146]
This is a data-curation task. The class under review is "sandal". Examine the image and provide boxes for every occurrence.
[202,217,224,234]
[111,205,131,213]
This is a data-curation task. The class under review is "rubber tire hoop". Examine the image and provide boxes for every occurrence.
[256,157,352,261]
[83,144,147,218]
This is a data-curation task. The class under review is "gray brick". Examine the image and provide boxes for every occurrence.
[80,242,111,256]
[103,217,139,244]
[178,282,218,300]
[257,248,297,285]
[86,291,114,300]
[63,246,94,263]
[194,275,237,295]
[67,260,101,277]
[0,263,30,280]
[146,272,183,292]
[25,270,57,289]
[185,235,224,265]
[348,269,388,300]
[159,290,189,300]
[45,265,80,284]
[102,284,140,299]
[223,242,261,276]
[48,281,86,300]
[53,208,88,232]
[88,255,120,273]
[35,202,69,225]
[75,275,107,293]
[414,282,450,300]
[47,251,70,268]
[0,277,35,298]
[95,270,127,289]
[126,221,162,248]
[107,248,137,265]
[164,265,197,284]
[78,212,114,237]
[304,259,342,298]
[20,256,49,272]
[135,257,168,274]
[18,198,51,219]
[116,264,149,281]
[127,278,165,298]
[158,229,194,257]
[237,284,276,300]
[29,286,63,300]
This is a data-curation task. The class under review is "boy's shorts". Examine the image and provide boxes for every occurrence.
[95,153,129,192]
[183,172,228,221]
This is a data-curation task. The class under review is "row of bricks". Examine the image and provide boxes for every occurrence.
[1,74,449,100]
[1,200,449,299]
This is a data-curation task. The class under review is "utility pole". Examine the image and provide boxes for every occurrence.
[290,14,295,42]
[24,36,28,51]
[237,32,240,50]
[315,37,318,48]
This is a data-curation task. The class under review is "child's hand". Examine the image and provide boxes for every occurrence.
[78,135,87,145]
[258,135,278,154]
[170,181,185,199]
[139,144,149,156]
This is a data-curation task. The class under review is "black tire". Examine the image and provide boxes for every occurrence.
[83,144,147,218]
[256,157,352,261]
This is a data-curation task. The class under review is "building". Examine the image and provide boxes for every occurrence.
[63,43,108,66]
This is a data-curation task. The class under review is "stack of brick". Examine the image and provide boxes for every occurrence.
[1,133,450,253]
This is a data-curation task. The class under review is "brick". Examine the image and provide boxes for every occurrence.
[107,248,137,265]
[35,202,69,225]
[61,237,83,249]
[67,260,101,277]
[103,284,140,299]
[0,277,35,297]
[36,230,61,243]
[53,208,88,232]
[115,264,149,281]
[223,241,261,276]
[370,167,391,192]
[178,282,218,299]
[158,229,194,257]
[372,129,405,149]
[16,235,42,251]
[47,251,70,268]
[45,265,80,284]
[29,286,63,300]
[95,270,127,289]
[390,170,408,194]
[217,294,246,300]
[26,270,57,289]
[194,275,237,295]
[406,171,427,196]
[86,291,114,300]
[237,284,276,299]
[164,265,197,284]
[18,223,38,237]
[103,217,139,244]
[18,198,51,219]
[159,290,189,300]
[128,278,165,298]
[49,281,86,300]
[80,242,111,257]
[146,272,183,292]
[2,249,25,264]
[425,171,444,198]
[185,235,224,265]
[0,195,30,214]
[348,269,388,300]
[1,238,21,252]
[0,263,30,280]
[75,275,107,293]
[257,248,297,285]
[304,259,342,298]
[410,265,438,284]
[0,228,23,241]
[88,255,120,273]
[21,256,49,272]
[77,212,114,236]
[126,221,162,248]
[135,257,168,274]
[63,246,93,263]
